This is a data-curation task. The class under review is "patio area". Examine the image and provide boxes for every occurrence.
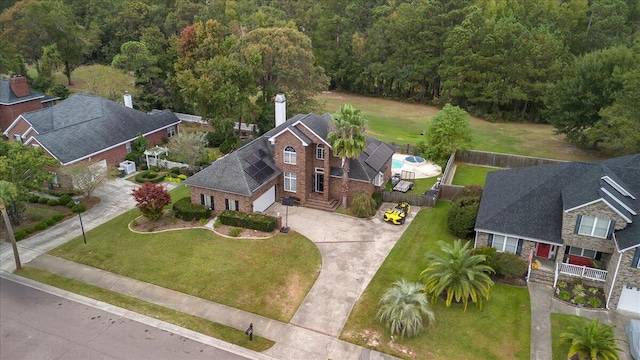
[391,153,442,179]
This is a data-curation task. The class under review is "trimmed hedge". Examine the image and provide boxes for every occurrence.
[218,210,277,232]
[71,204,86,213]
[47,199,59,206]
[135,170,166,183]
[38,197,49,204]
[172,198,210,221]
[28,194,40,203]
[52,214,65,222]
[14,230,28,241]
[34,221,48,230]
[59,194,72,205]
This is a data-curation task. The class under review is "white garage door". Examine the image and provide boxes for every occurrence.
[618,286,640,314]
[253,186,275,213]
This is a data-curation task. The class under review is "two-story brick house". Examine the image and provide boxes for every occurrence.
[1,76,58,133]
[474,154,640,314]
[184,101,394,213]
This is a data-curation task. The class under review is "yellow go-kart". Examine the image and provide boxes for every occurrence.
[383,202,411,225]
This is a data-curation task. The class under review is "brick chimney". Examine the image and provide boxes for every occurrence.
[275,93,286,127]
[9,76,29,97]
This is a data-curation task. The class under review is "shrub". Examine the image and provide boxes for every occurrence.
[588,287,600,296]
[52,214,65,222]
[47,199,58,206]
[67,201,76,208]
[45,218,56,226]
[372,192,383,208]
[135,170,166,183]
[218,210,277,232]
[472,246,497,268]
[572,284,586,298]
[24,227,35,234]
[38,197,49,204]
[447,186,483,239]
[151,166,160,172]
[14,230,28,241]
[229,228,242,237]
[574,296,586,306]
[199,218,209,225]
[59,194,72,205]
[34,221,48,230]
[170,167,181,175]
[205,130,228,147]
[71,204,86,213]
[219,136,238,154]
[131,219,139,227]
[214,219,222,228]
[558,290,571,301]
[588,297,602,308]
[492,252,527,278]
[350,192,378,218]
[557,280,568,289]
[28,194,40,203]
[172,198,210,221]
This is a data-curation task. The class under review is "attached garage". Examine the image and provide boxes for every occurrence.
[253,185,275,213]
[618,286,640,314]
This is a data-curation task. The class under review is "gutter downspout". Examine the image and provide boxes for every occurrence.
[606,236,623,310]
[473,230,478,249]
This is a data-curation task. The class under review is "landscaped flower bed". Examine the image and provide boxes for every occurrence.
[555,279,605,308]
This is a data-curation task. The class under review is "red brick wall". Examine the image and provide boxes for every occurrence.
[189,176,279,213]
[273,131,309,204]
[1,100,43,133]
[4,117,32,140]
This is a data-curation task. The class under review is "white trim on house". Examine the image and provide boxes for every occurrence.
[601,187,637,215]
[292,119,332,147]
[601,175,636,199]
[21,126,35,138]
[0,94,45,106]
[2,115,32,136]
[606,243,624,309]
[267,128,309,146]
[474,229,559,245]
[564,198,632,223]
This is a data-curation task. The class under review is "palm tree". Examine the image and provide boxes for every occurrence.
[0,180,21,270]
[327,104,367,209]
[376,279,435,339]
[559,319,621,360]
[420,240,494,311]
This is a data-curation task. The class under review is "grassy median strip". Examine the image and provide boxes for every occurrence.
[15,266,274,352]
[340,202,531,359]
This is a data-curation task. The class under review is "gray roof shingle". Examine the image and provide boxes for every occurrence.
[185,113,395,194]
[0,78,44,105]
[22,94,180,164]
[476,154,640,250]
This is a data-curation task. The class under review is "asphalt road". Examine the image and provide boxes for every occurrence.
[0,277,248,360]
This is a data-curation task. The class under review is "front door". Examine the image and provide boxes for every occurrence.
[536,243,551,258]
[315,168,324,192]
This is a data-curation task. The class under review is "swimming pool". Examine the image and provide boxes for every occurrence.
[392,158,403,171]
[405,155,426,163]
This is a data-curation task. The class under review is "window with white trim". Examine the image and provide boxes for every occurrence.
[284,172,296,192]
[284,146,296,164]
[374,172,384,186]
[578,216,610,238]
[491,235,519,254]
[225,199,239,211]
[167,126,176,138]
[126,142,132,154]
[201,194,214,210]
[316,144,325,160]
[568,246,597,259]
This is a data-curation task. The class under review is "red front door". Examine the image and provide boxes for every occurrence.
[537,243,550,258]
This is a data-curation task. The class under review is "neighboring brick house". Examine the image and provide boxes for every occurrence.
[184,112,394,213]
[474,154,640,314]
[2,93,180,168]
[1,76,59,133]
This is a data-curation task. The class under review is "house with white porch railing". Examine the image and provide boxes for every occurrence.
[474,154,640,314]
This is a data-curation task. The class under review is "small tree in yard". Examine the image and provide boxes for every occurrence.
[377,279,435,339]
[131,183,171,221]
[62,160,111,200]
[559,318,621,360]
[166,132,208,171]
[423,103,472,166]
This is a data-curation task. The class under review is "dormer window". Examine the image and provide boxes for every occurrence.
[316,144,325,160]
[284,146,296,164]
[577,216,611,238]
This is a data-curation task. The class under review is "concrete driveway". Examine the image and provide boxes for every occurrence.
[265,202,415,338]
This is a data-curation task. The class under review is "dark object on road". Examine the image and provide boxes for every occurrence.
[383,202,411,225]
[628,319,640,360]
[245,323,253,341]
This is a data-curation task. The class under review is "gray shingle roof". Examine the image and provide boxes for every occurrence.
[476,154,640,250]
[185,113,395,194]
[0,78,44,105]
[22,94,180,164]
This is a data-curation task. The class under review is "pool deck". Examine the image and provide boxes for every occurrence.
[391,153,442,179]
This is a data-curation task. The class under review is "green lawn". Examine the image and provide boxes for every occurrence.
[15,266,274,352]
[340,202,531,359]
[49,187,322,323]
[319,92,605,162]
[451,164,499,186]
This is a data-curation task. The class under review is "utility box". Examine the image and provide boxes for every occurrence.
[119,160,136,175]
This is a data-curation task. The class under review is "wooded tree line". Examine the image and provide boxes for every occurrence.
[1,0,639,154]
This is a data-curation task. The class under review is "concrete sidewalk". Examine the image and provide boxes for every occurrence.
[528,282,634,360]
